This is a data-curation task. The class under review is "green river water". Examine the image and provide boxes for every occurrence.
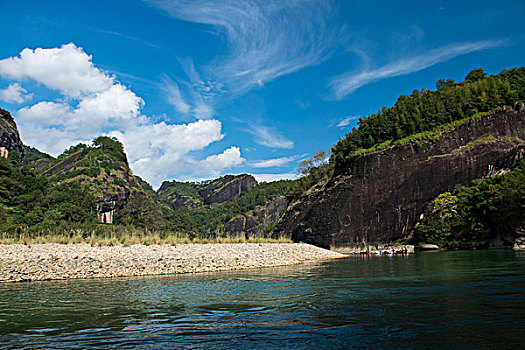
[0,250,523,349]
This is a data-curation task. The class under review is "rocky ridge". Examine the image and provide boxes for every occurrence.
[39,139,148,223]
[158,174,258,209]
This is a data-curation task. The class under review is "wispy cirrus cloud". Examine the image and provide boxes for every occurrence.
[246,124,294,149]
[147,0,342,94]
[335,115,359,128]
[330,40,505,99]
[161,58,217,120]
[253,155,301,168]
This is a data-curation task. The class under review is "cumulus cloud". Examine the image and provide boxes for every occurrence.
[253,155,300,168]
[147,0,341,94]
[0,43,113,98]
[0,83,32,104]
[330,40,504,99]
[1,44,243,186]
[108,119,226,184]
[199,146,245,173]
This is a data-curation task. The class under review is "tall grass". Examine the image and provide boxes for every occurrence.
[0,227,293,246]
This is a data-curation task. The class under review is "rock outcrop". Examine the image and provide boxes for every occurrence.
[201,174,257,206]
[274,109,525,250]
[223,196,289,238]
[0,108,24,160]
[158,174,258,210]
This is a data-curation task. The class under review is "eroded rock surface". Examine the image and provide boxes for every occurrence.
[274,109,525,250]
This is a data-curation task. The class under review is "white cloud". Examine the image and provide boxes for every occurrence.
[109,119,224,162]
[161,73,215,120]
[147,0,341,94]
[336,115,359,128]
[252,173,297,183]
[253,155,299,168]
[0,83,32,104]
[330,40,504,99]
[247,125,294,149]
[162,76,191,115]
[17,101,71,126]
[199,146,245,173]
[0,43,113,98]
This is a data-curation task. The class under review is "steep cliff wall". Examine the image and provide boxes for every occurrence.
[273,109,525,250]
[0,108,24,160]
[200,174,257,206]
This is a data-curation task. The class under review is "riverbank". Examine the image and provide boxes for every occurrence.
[0,243,345,283]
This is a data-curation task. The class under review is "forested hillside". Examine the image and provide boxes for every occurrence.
[331,67,525,165]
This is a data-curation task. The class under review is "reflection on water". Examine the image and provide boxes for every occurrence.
[0,250,524,349]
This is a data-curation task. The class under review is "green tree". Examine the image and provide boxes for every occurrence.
[436,78,455,89]
[465,68,487,83]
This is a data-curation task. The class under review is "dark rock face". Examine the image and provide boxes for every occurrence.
[223,196,289,238]
[96,190,131,224]
[0,108,24,160]
[274,109,525,250]
[200,174,257,205]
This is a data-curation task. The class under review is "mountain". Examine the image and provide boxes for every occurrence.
[22,145,53,169]
[38,137,148,223]
[0,108,24,161]
[273,67,525,251]
[158,175,297,238]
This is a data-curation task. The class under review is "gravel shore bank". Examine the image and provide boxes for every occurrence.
[0,243,344,283]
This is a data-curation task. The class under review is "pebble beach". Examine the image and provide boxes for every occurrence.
[0,243,344,283]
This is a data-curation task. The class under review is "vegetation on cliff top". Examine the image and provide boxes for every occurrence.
[331,67,525,165]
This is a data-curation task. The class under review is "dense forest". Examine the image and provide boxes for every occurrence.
[331,67,525,164]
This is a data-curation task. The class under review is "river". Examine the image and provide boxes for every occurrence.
[0,250,523,349]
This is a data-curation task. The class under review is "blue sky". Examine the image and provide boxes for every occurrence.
[0,0,524,187]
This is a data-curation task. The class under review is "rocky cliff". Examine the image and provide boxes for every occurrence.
[273,108,525,250]
[201,174,257,205]
[223,196,289,238]
[158,174,258,209]
[0,108,24,160]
